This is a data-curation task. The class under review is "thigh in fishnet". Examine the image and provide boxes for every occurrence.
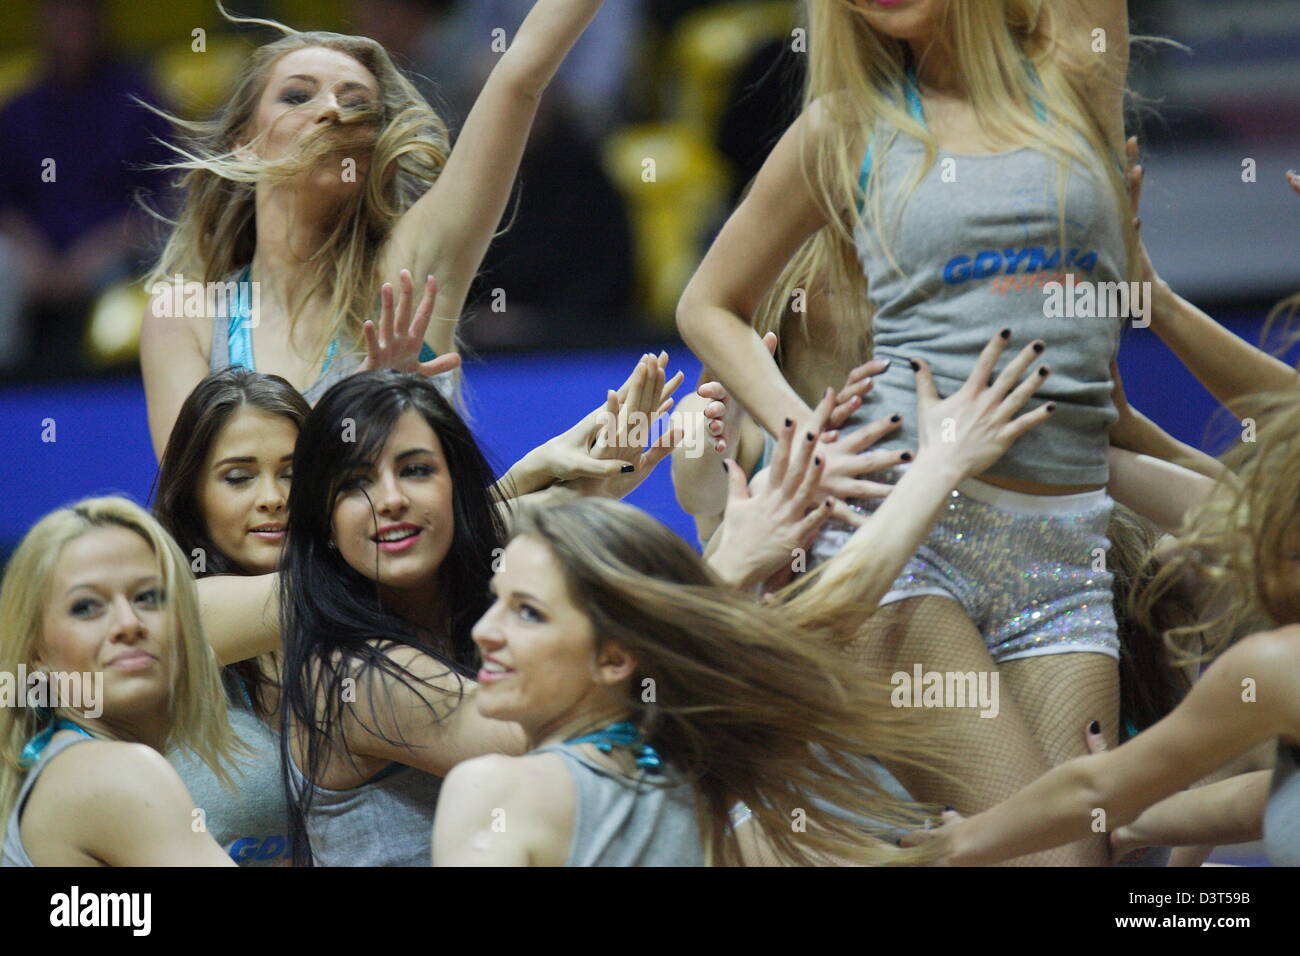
[848,595,1091,865]
[999,652,1120,866]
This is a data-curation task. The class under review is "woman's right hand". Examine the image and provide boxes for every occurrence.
[909,330,1056,481]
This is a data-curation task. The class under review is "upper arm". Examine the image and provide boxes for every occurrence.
[339,645,526,776]
[140,294,211,461]
[1088,627,1300,821]
[432,754,569,866]
[51,744,235,866]
[677,104,836,329]
[198,573,281,666]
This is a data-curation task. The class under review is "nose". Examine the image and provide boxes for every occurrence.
[108,594,147,645]
[314,92,341,126]
[471,602,506,653]
[254,474,287,515]
[373,468,409,518]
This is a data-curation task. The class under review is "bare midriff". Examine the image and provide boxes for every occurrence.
[974,472,1105,495]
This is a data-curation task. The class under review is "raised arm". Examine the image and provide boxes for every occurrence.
[381,0,605,354]
[1105,446,1218,534]
[338,644,526,777]
[197,573,282,666]
[676,104,838,437]
[139,294,212,460]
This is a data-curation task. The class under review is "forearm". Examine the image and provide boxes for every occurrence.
[500,0,604,100]
[678,303,810,435]
[492,447,554,500]
[1106,446,1217,534]
[1151,286,1300,413]
[1109,403,1226,481]
[1116,771,1269,852]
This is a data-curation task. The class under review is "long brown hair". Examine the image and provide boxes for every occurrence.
[152,367,309,716]
[514,498,945,866]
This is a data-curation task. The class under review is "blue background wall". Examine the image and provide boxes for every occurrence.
[0,312,1290,560]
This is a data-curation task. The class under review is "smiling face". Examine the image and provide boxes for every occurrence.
[471,535,637,734]
[245,45,380,191]
[331,407,455,591]
[853,0,947,42]
[197,406,297,575]
[35,527,173,719]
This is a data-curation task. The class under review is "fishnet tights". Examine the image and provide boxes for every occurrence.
[848,595,1119,866]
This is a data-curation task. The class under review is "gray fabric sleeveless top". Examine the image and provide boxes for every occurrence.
[848,126,1128,485]
[208,269,457,406]
[532,743,706,867]
[168,674,290,866]
[286,752,443,867]
[2,733,95,867]
[1264,740,1300,866]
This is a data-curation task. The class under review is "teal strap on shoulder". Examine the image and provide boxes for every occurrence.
[228,265,255,370]
[20,717,94,770]
[857,58,1050,213]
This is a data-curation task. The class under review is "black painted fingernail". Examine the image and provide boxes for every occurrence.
[806,432,815,442]
[1038,366,1049,376]
[1088,719,1100,735]
[784,417,793,428]
[908,359,920,372]
[900,451,913,462]
[824,499,833,509]
[944,807,955,813]
[721,462,729,474]
[814,456,822,466]
[1046,402,1056,412]
[999,328,1010,339]
[1032,341,1045,353]
[890,413,902,423]
[621,464,635,473]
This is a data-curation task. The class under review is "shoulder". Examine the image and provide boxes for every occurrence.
[363,640,470,691]
[25,740,195,840]
[1210,627,1300,725]
[443,751,571,801]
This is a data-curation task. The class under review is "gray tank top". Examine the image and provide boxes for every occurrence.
[208,268,457,406]
[532,743,706,867]
[168,674,290,866]
[2,733,95,867]
[848,118,1128,485]
[286,752,443,867]
[1264,740,1300,866]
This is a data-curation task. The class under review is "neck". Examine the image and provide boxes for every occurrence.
[907,33,964,97]
[251,184,340,324]
[528,699,634,752]
[55,705,169,753]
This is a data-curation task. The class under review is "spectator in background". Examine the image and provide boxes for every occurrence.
[0,0,170,376]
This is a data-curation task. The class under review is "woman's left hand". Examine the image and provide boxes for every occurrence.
[898,808,964,864]
[360,269,462,378]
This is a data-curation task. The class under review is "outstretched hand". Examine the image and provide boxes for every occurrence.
[360,269,462,378]
[910,329,1056,480]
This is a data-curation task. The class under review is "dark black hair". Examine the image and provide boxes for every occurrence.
[277,370,506,865]
[152,367,310,716]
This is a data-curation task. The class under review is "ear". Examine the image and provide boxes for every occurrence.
[594,641,638,687]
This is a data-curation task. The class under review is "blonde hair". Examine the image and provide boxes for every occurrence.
[0,497,237,825]
[145,3,452,367]
[770,0,1148,362]
[1137,390,1300,664]
[516,498,949,866]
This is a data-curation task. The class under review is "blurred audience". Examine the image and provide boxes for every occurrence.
[0,0,170,375]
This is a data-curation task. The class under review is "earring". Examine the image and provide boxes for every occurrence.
[327,539,337,550]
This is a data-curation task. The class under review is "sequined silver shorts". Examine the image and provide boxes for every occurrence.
[810,470,1118,663]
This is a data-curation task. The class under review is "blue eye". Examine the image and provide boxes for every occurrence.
[70,598,100,617]
[518,603,544,624]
